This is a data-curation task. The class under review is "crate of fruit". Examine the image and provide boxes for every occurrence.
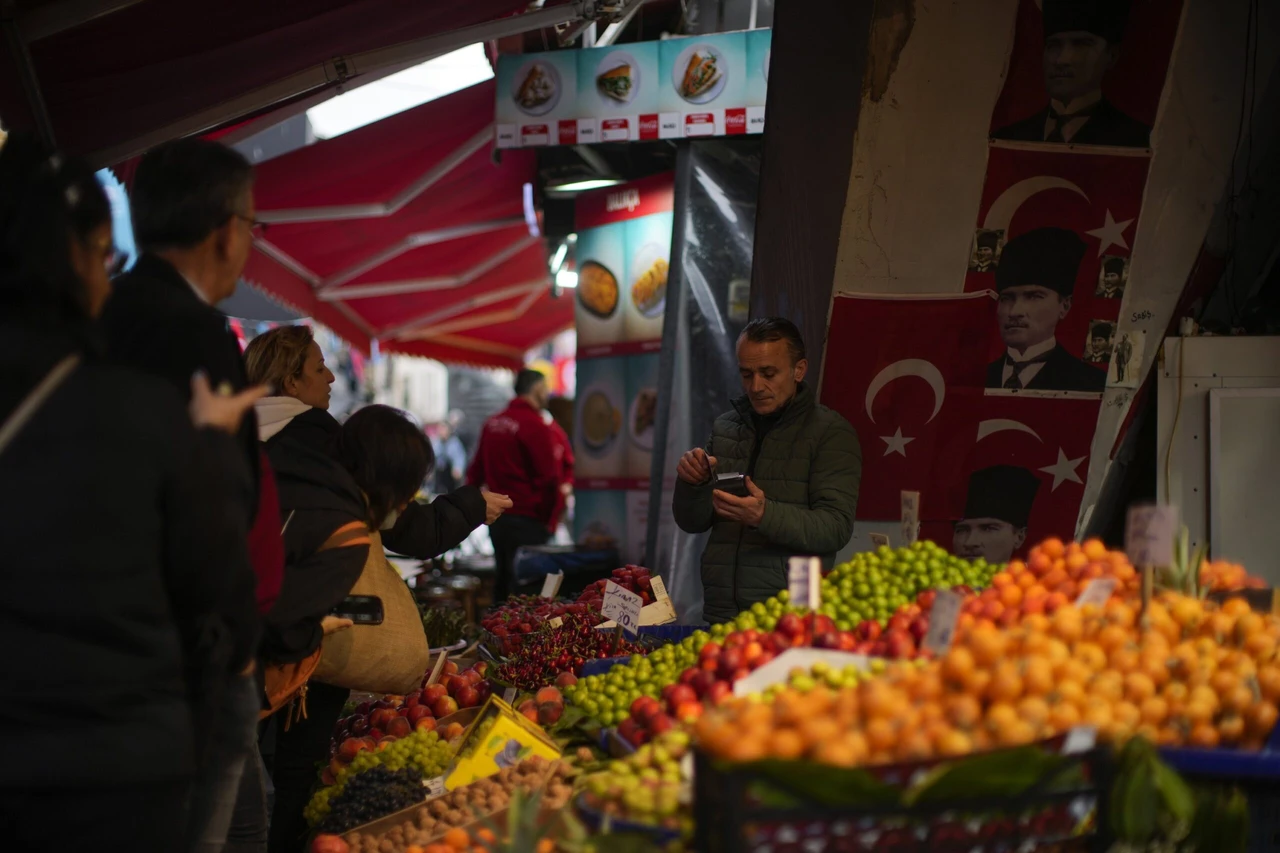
[691,741,1110,853]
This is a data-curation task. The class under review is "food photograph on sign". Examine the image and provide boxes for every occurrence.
[623,210,673,341]
[658,33,747,135]
[574,356,626,478]
[495,50,578,140]
[626,353,660,478]
[574,489,626,554]
[573,223,626,346]
[578,41,660,142]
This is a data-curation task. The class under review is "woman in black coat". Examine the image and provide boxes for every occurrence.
[0,136,263,851]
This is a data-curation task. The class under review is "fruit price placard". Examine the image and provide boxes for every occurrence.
[495,29,770,148]
[601,580,643,634]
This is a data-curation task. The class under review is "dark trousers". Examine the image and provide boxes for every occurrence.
[489,514,551,603]
[226,743,270,853]
[0,781,188,852]
[186,672,261,853]
[267,681,349,853]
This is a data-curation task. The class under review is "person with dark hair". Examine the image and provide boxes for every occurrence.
[985,227,1105,392]
[953,466,1041,563]
[0,133,262,851]
[993,0,1149,148]
[972,230,1001,272]
[468,368,561,602]
[265,404,467,853]
[673,318,862,624]
[1098,256,1127,298]
[97,137,266,853]
[1084,322,1114,363]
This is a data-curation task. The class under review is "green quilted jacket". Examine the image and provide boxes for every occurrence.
[672,383,861,624]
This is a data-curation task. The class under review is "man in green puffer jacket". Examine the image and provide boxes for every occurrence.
[673,318,862,624]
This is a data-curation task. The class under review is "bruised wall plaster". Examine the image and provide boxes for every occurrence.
[863,0,916,103]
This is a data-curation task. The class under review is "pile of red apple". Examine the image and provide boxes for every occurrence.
[480,595,599,655]
[576,565,655,608]
[849,586,977,660]
[514,679,573,728]
[326,660,490,778]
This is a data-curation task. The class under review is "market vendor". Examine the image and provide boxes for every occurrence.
[952,465,1041,564]
[673,318,862,624]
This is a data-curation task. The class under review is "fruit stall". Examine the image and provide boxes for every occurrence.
[305,543,1280,853]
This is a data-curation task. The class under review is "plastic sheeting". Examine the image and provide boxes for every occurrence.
[645,140,763,624]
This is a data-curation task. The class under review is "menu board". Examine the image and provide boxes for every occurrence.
[572,175,675,565]
[496,29,771,148]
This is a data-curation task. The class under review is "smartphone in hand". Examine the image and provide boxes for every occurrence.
[714,473,749,498]
[330,595,384,625]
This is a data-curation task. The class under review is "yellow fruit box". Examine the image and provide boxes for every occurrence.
[443,695,561,790]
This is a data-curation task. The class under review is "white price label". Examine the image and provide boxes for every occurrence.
[1126,504,1177,567]
[868,533,890,548]
[787,556,821,609]
[548,616,564,629]
[649,575,671,603]
[1062,726,1097,755]
[540,572,564,598]
[1075,578,1117,608]
[601,581,643,635]
[922,589,963,654]
[502,687,517,704]
[901,491,921,546]
[424,776,446,796]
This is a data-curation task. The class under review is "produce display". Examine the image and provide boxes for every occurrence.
[340,757,574,853]
[491,611,647,690]
[695,590,1280,767]
[580,729,692,836]
[480,596,598,655]
[306,729,455,828]
[576,565,656,608]
[421,607,469,650]
[317,766,428,834]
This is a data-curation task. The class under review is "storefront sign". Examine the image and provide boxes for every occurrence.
[496,30,770,148]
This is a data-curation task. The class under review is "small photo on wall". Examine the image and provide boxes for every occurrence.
[969,228,1004,273]
[1108,330,1145,388]
[1096,255,1129,299]
[1083,320,1115,365]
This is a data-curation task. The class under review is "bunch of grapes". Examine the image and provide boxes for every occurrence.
[304,728,454,826]
[316,765,425,834]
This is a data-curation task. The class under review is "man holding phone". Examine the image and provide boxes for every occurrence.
[672,318,862,624]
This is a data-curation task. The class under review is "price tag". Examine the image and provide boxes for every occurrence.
[424,776,446,796]
[869,533,890,548]
[644,575,679,625]
[601,581,643,635]
[901,491,921,546]
[650,575,671,603]
[787,557,821,609]
[548,616,564,629]
[1075,578,1117,608]
[1125,504,1177,567]
[502,686,517,704]
[540,572,564,599]
[1062,726,1097,755]
[922,589,963,654]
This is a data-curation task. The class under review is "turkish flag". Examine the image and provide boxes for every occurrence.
[964,147,1150,366]
[919,393,1103,557]
[820,292,997,521]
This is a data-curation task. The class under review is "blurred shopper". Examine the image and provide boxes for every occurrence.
[429,419,468,495]
[545,408,575,534]
[0,135,261,852]
[468,369,560,601]
[99,137,265,853]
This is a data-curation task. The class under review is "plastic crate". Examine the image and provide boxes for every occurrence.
[692,745,1111,853]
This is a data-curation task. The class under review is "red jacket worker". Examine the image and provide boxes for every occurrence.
[468,368,560,601]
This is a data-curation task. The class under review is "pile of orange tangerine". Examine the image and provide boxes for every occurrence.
[697,588,1280,768]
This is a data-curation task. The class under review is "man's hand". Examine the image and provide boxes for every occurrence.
[321,615,354,635]
[481,490,514,525]
[712,477,766,527]
[677,448,716,485]
[190,372,269,434]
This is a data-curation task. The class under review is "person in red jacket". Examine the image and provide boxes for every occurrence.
[468,369,559,601]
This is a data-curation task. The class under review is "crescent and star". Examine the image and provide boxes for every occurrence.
[864,360,945,457]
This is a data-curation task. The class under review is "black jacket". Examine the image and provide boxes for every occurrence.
[262,408,488,662]
[100,253,260,512]
[0,321,257,786]
[986,344,1106,392]
[993,99,1151,148]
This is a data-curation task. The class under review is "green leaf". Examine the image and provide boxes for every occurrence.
[734,758,900,808]
[1151,760,1195,824]
[905,747,1069,806]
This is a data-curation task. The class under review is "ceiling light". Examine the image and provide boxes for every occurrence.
[546,177,622,195]
[556,269,579,289]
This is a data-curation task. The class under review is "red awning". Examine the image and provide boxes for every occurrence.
[243,80,572,370]
[0,0,572,164]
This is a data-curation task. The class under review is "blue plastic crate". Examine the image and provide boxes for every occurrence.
[580,655,630,677]
[1159,721,1280,779]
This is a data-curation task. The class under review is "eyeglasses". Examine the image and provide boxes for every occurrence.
[232,212,267,237]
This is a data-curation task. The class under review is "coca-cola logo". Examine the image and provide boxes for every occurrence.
[639,116,659,134]
[606,188,641,213]
[725,110,747,133]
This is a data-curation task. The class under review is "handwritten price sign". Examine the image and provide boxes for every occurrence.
[901,491,920,547]
[788,557,821,609]
[602,581,643,635]
[922,589,963,654]
[540,572,564,598]
[1126,504,1177,567]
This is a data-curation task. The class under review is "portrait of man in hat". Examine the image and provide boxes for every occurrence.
[993,0,1150,148]
[986,227,1107,392]
[1083,320,1114,364]
[1096,255,1128,298]
[953,466,1041,564]
[970,229,1003,273]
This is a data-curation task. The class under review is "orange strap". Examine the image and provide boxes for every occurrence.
[317,520,371,552]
